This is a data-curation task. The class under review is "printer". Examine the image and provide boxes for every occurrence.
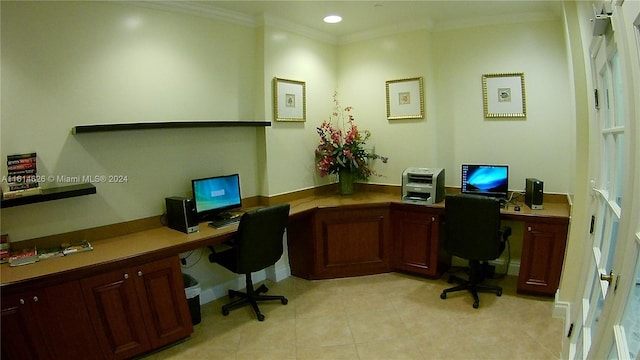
[402,168,445,205]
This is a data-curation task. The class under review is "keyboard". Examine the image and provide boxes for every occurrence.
[209,217,240,229]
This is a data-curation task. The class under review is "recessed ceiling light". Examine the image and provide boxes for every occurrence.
[323,15,342,24]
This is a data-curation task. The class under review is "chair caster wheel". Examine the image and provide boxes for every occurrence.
[281,298,288,305]
[257,314,265,321]
[440,292,447,300]
[447,276,454,284]
[497,290,502,297]
[222,309,230,316]
[473,301,479,309]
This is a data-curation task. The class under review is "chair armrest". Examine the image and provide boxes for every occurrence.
[208,242,235,263]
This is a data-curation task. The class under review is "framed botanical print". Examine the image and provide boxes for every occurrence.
[482,73,526,118]
[273,77,306,122]
[385,77,424,120]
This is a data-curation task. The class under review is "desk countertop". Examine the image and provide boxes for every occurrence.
[1,191,570,289]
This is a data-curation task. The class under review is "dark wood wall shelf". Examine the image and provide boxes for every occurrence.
[72,121,271,134]
[1,183,97,208]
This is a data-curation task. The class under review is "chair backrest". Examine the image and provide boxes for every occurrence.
[444,193,503,261]
[233,203,291,274]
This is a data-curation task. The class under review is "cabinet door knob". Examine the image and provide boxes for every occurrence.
[528,226,532,231]
[124,273,129,279]
[431,217,435,222]
[32,296,38,302]
[137,271,143,277]
[19,299,25,305]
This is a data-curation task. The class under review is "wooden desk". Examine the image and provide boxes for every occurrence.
[285,192,570,296]
[1,190,570,293]
[0,190,569,358]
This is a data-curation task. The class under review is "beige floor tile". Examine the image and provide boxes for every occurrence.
[238,318,297,351]
[144,273,564,360]
[347,309,409,344]
[296,344,360,359]
[295,313,354,348]
[355,336,425,360]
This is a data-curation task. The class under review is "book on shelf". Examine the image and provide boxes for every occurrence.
[2,187,42,200]
[0,234,9,264]
[7,152,37,161]
[7,163,37,171]
[7,182,40,191]
[9,247,38,267]
[38,246,65,260]
[62,240,93,255]
[6,157,37,166]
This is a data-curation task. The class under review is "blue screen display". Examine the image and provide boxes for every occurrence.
[192,174,241,218]
[461,164,509,197]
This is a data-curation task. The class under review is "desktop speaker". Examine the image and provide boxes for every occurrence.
[525,178,544,210]
[165,197,199,234]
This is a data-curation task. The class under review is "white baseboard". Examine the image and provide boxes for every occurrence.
[199,265,292,305]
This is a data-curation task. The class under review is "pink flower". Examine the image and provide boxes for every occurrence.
[315,91,388,181]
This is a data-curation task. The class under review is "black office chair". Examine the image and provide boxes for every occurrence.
[440,194,511,308]
[208,203,290,321]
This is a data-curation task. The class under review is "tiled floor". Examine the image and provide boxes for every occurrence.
[143,271,563,360]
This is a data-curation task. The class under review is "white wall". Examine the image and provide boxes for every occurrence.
[1,2,261,240]
[260,26,338,195]
[1,1,576,304]
[433,20,574,193]
[335,20,573,194]
[337,30,437,185]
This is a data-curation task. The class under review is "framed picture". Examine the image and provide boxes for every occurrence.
[385,77,424,120]
[273,77,306,122]
[482,73,526,118]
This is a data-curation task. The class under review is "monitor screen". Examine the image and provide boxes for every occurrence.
[461,164,509,198]
[191,173,242,221]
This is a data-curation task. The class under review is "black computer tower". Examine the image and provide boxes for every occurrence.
[525,178,544,210]
[165,197,199,233]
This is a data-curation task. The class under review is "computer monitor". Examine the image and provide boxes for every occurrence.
[191,173,242,221]
[461,164,509,198]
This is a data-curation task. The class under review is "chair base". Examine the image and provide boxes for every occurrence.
[440,261,502,309]
[222,274,288,321]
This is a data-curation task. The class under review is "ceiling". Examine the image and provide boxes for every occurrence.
[174,1,565,41]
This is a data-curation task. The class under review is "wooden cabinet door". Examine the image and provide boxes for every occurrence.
[82,267,152,360]
[1,281,103,360]
[81,257,192,360]
[392,210,442,277]
[1,293,47,360]
[313,207,391,278]
[518,222,569,295]
[134,257,193,349]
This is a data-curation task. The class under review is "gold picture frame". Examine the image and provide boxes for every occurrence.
[482,73,526,118]
[273,77,306,122]
[385,77,424,120]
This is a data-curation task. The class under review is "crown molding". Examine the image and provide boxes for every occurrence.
[125,2,560,46]
[259,14,339,45]
[433,11,559,33]
[127,1,257,28]
[339,18,435,45]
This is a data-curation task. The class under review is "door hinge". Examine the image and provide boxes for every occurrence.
[567,323,574,337]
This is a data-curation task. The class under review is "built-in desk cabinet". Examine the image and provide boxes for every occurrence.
[1,256,192,360]
[391,206,449,277]
[81,257,193,360]
[518,221,569,295]
[1,281,103,360]
[287,205,392,279]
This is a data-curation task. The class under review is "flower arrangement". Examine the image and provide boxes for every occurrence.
[315,92,388,182]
